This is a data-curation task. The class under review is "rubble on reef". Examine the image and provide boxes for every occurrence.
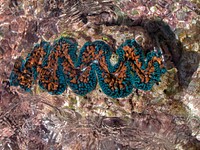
[0,0,199,149]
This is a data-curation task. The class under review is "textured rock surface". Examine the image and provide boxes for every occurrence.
[0,0,199,149]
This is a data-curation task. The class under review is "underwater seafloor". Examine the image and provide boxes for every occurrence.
[0,0,200,150]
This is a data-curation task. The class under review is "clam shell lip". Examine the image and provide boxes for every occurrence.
[9,37,166,98]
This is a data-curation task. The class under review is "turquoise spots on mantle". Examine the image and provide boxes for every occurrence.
[10,37,166,98]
